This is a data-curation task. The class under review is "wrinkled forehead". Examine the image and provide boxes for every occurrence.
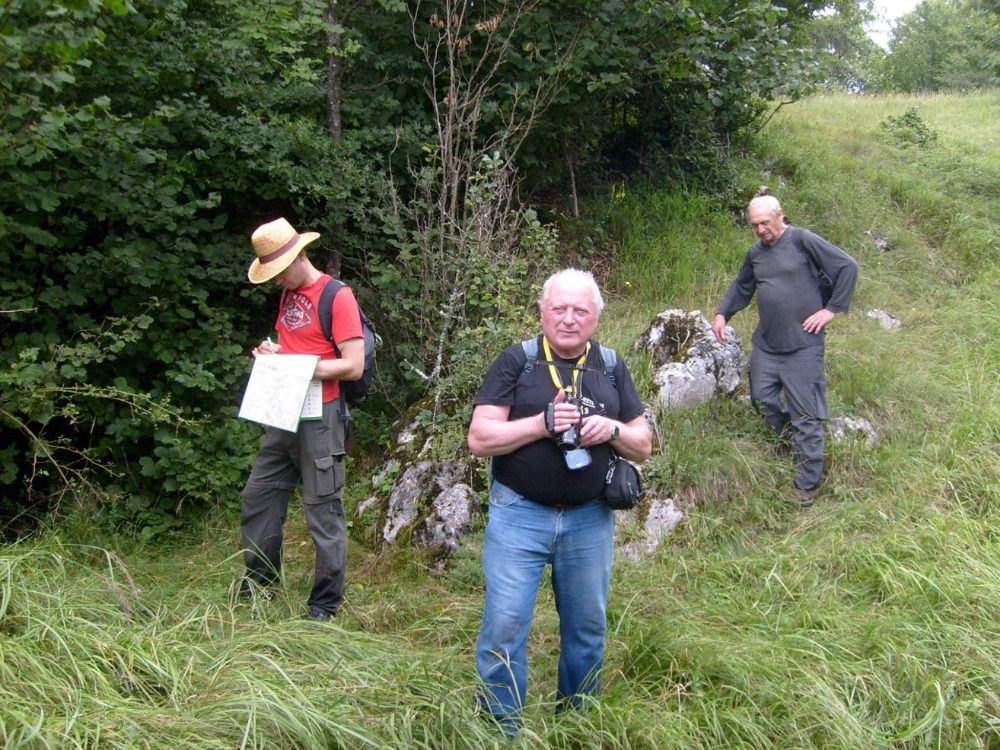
[748,207,781,225]
[543,282,597,311]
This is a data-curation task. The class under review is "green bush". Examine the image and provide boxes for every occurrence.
[878,108,939,148]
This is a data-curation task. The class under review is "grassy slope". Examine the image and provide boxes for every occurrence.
[2,92,998,749]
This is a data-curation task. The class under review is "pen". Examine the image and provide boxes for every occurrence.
[267,337,275,353]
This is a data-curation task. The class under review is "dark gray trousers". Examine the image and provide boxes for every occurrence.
[241,399,348,614]
[749,345,829,491]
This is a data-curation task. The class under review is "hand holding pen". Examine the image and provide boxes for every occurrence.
[252,336,281,357]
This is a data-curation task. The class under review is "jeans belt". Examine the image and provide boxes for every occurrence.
[492,480,579,511]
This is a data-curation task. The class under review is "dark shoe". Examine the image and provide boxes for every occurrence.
[237,578,274,603]
[796,487,819,507]
[304,607,335,622]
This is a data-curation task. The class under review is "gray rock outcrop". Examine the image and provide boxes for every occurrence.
[354,401,481,567]
[635,309,746,411]
[867,309,902,331]
[827,416,878,446]
[616,492,686,561]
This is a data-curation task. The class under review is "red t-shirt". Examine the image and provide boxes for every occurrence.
[275,274,363,403]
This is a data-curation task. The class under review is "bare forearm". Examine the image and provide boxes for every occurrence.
[468,411,547,457]
[313,357,363,382]
[314,338,364,381]
[611,419,653,462]
[580,415,652,462]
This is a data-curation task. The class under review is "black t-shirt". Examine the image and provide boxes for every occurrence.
[473,336,645,506]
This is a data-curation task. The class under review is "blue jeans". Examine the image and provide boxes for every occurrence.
[476,480,614,727]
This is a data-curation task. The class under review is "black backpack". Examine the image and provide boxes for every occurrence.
[318,277,379,405]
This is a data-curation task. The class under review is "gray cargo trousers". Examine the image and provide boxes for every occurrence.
[749,345,829,492]
[241,398,347,614]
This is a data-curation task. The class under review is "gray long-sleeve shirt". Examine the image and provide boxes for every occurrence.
[716,226,858,353]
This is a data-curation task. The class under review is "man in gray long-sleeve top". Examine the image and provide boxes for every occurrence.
[712,196,858,506]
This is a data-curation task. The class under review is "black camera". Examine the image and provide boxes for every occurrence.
[546,400,592,470]
[557,421,581,450]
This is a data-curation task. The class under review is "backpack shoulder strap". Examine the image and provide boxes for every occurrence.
[598,344,618,388]
[520,337,540,373]
[318,277,346,343]
[520,336,618,387]
[787,225,822,273]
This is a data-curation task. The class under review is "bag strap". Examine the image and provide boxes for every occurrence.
[787,225,825,277]
[520,336,539,372]
[599,344,617,388]
[317,276,345,344]
[520,337,618,387]
[315,277,349,414]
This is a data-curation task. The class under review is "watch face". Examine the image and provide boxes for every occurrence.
[611,425,620,440]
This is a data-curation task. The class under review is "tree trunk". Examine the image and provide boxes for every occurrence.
[565,141,580,218]
[325,0,342,140]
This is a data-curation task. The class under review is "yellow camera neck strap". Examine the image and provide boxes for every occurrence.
[542,336,590,397]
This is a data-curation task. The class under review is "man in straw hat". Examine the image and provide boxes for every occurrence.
[240,217,365,621]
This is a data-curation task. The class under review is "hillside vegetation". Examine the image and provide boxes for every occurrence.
[1,91,998,749]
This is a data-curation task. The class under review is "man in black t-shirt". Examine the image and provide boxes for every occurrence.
[712,196,858,506]
[468,268,652,733]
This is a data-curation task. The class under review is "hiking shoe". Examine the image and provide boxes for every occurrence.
[796,487,819,507]
[304,607,336,622]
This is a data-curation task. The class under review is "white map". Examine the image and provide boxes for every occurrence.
[238,354,320,432]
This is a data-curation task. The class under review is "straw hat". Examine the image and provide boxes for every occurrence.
[247,218,320,284]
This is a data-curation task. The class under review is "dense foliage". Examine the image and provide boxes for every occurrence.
[2,90,998,749]
[876,0,999,91]
[1,0,978,534]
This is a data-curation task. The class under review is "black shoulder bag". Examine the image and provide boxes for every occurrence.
[597,347,646,510]
[603,453,645,510]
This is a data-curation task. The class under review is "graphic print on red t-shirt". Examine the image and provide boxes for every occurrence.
[281,290,315,332]
[274,275,363,404]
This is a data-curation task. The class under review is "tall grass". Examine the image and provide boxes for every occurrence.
[3,91,999,748]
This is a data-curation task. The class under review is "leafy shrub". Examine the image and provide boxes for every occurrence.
[878,108,939,148]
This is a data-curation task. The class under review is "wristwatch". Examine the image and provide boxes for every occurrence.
[610,423,620,441]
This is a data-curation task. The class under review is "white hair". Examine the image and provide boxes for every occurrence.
[748,195,783,217]
[539,268,605,315]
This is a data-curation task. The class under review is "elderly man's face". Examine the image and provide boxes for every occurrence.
[748,205,786,246]
[540,279,600,358]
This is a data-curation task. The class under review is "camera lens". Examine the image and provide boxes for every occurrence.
[557,424,580,450]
